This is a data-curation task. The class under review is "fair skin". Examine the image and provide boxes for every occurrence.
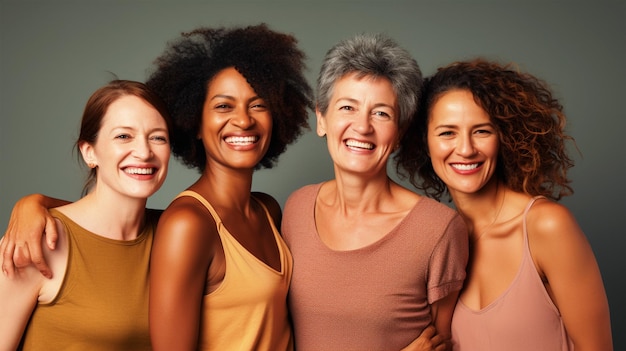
[149,67,283,350]
[316,72,457,350]
[0,95,170,349]
[427,89,612,351]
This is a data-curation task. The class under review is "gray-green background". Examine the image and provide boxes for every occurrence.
[1,0,624,348]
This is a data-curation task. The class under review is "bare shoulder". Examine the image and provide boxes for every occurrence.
[251,192,282,228]
[156,196,218,247]
[252,192,280,211]
[526,198,581,240]
[38,218,70,302]
[525,198,591,275]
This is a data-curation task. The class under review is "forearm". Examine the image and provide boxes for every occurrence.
[26,193,71,209]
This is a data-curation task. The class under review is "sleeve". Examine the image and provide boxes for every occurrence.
[426,213,469,304]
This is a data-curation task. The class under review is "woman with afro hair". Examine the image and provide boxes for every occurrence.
[396,59,612,350]
[145,24,313,350]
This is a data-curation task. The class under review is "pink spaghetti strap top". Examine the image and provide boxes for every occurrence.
[451,196,574,351]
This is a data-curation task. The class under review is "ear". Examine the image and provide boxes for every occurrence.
[79,141,97,168]
[316,106,327,137]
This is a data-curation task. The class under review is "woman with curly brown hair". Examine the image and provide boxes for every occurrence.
[396,59,612,350]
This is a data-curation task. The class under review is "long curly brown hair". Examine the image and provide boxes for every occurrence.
[146,24,313,172]
[396,59,575,201]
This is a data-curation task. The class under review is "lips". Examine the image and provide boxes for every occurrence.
[345,139,375,150]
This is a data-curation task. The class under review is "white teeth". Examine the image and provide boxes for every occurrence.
[345,139,374,150]
[225,136,257,145]
[451,163,478,171]
[125,167,154,175]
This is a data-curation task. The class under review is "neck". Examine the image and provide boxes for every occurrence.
[192,163,255,213]
[68,189,148,240]
[451,178,505,239]
[326,168,395,214]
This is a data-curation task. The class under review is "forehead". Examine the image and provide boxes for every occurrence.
[100,95,165,129]
[430,90,488,120]
[332,72,396,101]
[207,67,256,94]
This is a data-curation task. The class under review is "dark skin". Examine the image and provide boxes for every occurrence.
[148,66,285,350]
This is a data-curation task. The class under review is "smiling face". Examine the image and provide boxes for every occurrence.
[427,89,500,196]
[199,67,272,172]
[80,95,170,200]
[317,72,399,178]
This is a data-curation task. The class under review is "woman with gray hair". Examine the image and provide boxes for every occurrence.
[282,33,468,351]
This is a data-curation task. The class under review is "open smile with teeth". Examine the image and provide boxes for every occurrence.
[345,139,375,150]
[451,163,480,171]
[225,136,258,145]
[125,167,155,175]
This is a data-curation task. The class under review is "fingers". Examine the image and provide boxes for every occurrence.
[44,215,58,250]
[434,340,451,351]
[24,236,52,279]
[1,237,17,277]
[421,325,437,338]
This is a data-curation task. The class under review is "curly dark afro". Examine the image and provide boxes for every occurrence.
[146,24,313,171]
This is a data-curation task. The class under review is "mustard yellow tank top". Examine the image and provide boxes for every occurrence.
[176,191,293,351]
[20,208,157,350]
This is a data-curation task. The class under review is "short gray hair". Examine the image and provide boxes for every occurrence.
[316,33,422,132]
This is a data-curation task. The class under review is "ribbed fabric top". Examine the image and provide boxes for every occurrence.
[21,208,156,350]
[282,183,468,351]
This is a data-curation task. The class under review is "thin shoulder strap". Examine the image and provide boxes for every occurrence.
[174,190,222,225]
[250,194,275,225]
[522,195,547,241]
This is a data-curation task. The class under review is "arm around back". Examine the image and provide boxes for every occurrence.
[1,194,70,278]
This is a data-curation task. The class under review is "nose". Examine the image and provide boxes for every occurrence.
[456,133,477,157]
[351,111,374,135]
[133,137,153,160]
[231,107,256,129]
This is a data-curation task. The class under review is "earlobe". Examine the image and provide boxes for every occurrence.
[79,141,97,168]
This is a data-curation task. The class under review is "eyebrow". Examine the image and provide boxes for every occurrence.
[432,122,493,130]
[209,94,263,104]
[334,97,396,110]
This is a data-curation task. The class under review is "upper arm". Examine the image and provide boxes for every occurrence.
[430,290,459,343]
[427,214,468,344]
[149,200,217,351]
[0,259,45,349]
[528,201,613,350]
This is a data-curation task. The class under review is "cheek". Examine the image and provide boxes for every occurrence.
[159,147,171,161]
[427,138,448,161]
[480,138,500,160]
